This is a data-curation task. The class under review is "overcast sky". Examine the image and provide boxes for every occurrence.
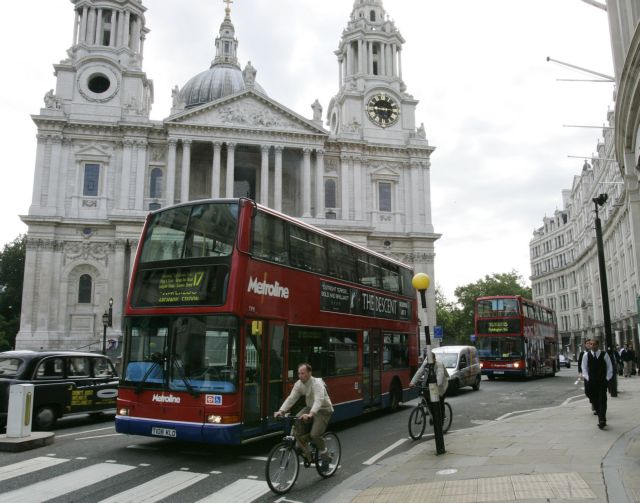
[0,0,614,300]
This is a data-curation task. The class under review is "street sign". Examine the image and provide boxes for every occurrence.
[470,334,477,342]
[434,326,443,339]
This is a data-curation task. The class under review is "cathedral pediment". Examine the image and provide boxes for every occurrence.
[73,144,112,158]
[165,90,327,135]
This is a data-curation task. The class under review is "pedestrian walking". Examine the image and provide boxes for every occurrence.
[582,337,613,429]
[622,344,634,377]
[577,339,593,411]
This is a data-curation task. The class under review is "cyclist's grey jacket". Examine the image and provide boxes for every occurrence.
[410,358,449,397]
[280,376,334,415]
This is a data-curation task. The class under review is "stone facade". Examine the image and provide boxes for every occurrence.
[530,111,639,358]
[17,0,439,353]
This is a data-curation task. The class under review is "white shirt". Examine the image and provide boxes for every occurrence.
[582,350,613,382]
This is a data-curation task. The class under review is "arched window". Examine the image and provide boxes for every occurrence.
[324,179,336,208]
[370,10,376,22]
[149,168,163,198]
[78,274,92,304]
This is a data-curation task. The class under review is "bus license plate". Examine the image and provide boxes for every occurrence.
[151,427,176,438]
[494,371,504,374]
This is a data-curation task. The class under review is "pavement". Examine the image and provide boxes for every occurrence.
[317,376,640,503]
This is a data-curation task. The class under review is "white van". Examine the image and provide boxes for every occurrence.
[431,345,481,395]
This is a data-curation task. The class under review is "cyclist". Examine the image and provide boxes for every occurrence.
[409,351,449,420]
[274,362,334,465]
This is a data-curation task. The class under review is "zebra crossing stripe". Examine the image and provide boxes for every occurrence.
[0,456,69,483]
[97,470,208,503]
[1,462,135,503]
[194,479,270,503]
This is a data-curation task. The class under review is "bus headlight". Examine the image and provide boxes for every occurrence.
[207,415,222,424]
[118,407,130,416]
[513,362,520,368]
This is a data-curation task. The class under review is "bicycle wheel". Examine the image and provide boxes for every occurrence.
[265,441,300,494]
[442,402,452,434]
[408,405,427,440]
[315,432,341,478]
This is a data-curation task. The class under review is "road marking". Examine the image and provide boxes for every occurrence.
[75,433,123,440]
[98,470,208,503]
[57,426,115,438]
[362,438,408,465]
[194,479,270,503]
[240,455,269,461]
[496,408,544,421]
[127,444,159,451]
[1,462,135,503]
[562,394,587,406]
[0,456,69,483]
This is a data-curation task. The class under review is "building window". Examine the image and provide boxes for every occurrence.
[324,179,336,208]
[83,163,100,196]
[78,274,92,303]
[378,182,391,212]
[370,10,376,22]
[149,168,163,198]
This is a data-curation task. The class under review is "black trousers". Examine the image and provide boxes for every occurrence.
[588,381,608,424]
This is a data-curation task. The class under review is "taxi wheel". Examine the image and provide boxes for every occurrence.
[34,406,57,430]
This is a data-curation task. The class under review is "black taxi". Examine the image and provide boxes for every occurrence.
[0,350,118,430]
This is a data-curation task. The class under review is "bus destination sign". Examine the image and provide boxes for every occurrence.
[132,265,228,307]
[476,319,521,335]
[320,281,410,320]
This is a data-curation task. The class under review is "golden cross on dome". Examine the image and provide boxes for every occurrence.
[223,0,233,15]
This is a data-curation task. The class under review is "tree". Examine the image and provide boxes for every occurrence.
[435,285,467,345]
[0,235,26,350]
[453,270,532,339]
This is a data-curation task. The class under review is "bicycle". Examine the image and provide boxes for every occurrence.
[408,386,452,440]
[265,415,342,495]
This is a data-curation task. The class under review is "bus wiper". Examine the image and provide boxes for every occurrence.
[172,358,199,397]
[135,359,162,394]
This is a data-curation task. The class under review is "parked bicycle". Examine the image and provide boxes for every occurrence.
[408,386,452,440]
[265,415,342,494]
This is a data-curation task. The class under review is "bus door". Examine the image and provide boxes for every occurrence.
[362,329,382,407]
[242,320,286,433]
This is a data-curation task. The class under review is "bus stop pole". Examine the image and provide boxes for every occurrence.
[412,273,445,455]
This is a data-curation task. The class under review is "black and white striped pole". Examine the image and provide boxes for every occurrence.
[412,272,445,454]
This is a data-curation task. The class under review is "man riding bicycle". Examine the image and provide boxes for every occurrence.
[274,363,334,465]
[409,352,448,420]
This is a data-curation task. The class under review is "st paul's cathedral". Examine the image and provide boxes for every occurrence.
[17,0,439,352]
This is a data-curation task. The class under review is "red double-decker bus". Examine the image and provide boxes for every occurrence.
[474,295,559,379]
[115,198,419,445]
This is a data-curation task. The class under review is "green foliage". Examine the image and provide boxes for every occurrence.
[0,235,26,350]
[436,271,531,344]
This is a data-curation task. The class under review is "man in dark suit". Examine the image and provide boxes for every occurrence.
[582,337,613,429]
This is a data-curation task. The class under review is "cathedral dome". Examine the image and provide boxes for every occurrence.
[179,64,265,108]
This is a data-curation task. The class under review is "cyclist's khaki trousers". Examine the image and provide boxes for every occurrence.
[295,408,331,453]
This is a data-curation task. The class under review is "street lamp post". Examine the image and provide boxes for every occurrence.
[412,272,445,455]
[101,311,109,356]
[593,193,617,396]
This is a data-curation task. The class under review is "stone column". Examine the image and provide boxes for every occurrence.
[315,149,325,217]
[358,40,364,74]
[120,139,133,209]
[165,139,177,206]
[94,8,102,45]
[274,146,283,211]
[410,161,420,232]
[117,10,125,47]
[47,135,63,210]
[380,43,386,76]
[180,139,192,203]
[109,10,117,47]
[368,42,373,74]
[392,44,397,77]
[403,162,412,232]
[347,42,353,76]
[113,239,127,332]
[87,8,96,45]
[353,155,363,220]
[338,57,343,89]
[302,148,312,217]
[73,10,80,46]
[124,10,130,49]
[80,6,88,44]
[30,135,46,211]
[211,141,221,198]
[398,47,403,81]
[340,154,350,220]
[225,142,236,197]
[135,140,147,210]
[260,145,270,206]
[422,160,434,232]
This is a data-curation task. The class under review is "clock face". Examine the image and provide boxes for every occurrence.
[366,93,399,127]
